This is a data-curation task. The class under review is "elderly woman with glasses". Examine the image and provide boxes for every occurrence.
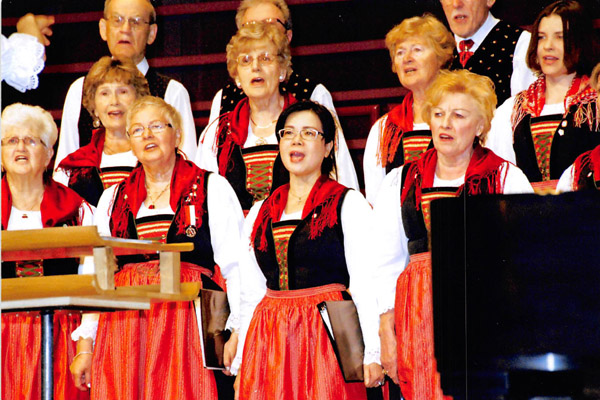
[232,101,383,399]
[196,22,294,215]
[69,96,244,400]
[54,56,150,206]
[1,103,94,400]
[363,15,455,204]
[372,70,533,400]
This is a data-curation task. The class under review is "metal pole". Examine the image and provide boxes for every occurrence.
[40,310,54,400]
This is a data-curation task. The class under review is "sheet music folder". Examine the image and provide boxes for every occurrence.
[194,289,231,370]
[318,300,364,382]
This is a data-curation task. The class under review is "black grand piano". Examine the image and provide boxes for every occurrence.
[430,191,600,399]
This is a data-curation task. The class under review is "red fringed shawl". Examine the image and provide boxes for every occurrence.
[400,145,507,209]
[378,91,414,167]
[215,93,297,176]
[572,144,600,190]
[2,176,85,229]
[109,154,208,238]
[251,175,347,251]
[56,128,107,183]
[511,74,599,131]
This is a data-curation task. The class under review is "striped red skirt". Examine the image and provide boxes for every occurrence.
[394,252,451,400]
[90,261,218,400]
[1,310,89,400]
[239,284,367,400]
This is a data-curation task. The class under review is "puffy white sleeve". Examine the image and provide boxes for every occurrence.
[231,200,268,375]
[77,200,97,274]
[556,164,575,193]
[164,80,197,160]
[511,30,537,97]
[206,173,245,330]
[55,77,85,170]
[501,162,535,194]
[194,90,222,173]
[340,190,380,365]
[486,95,517,164]
[363,115,387,205]
[371,167,409,315]
[311,84,359,190]
[1,33,44,92]
[94,184,119,237]
[52,168,71,186]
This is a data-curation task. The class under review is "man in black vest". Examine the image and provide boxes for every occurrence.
[55,0,197,169]
[442,0,536,105]
[199,0,359,190]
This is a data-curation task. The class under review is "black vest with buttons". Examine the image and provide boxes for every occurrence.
[451,20,522,105]
[253,190,350,291]
[219,71,317,114]
[77,67,171,147]
[513,103,600,182]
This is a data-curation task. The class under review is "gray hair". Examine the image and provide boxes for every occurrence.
[1,103,58,148]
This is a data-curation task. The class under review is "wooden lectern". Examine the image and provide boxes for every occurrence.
[2,226,200,400]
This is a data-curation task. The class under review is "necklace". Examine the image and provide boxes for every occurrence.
[14,192,44,218]
[289,190,309,205]
[250,115,277,130]
[146,182,170,210]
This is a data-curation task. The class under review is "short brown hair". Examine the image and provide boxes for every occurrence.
[526,0,599,76]
[226,22,292,81]
[235,0,292,30]
[385,14,455,73]
[422,70,497,144]
[82,56,150,119]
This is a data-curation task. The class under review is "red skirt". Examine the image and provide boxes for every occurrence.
[394,252,451,400]
[239,284,367,400]
[90,262,218,400]
[1,310,90,400]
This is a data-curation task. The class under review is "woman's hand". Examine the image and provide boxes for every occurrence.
[69,338,93,391]
[223,331,239,376]
[363,362,385,388]
[379,310,400,384]
[234,374,241,400]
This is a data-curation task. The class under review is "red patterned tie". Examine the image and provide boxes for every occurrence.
[459,39,474,67]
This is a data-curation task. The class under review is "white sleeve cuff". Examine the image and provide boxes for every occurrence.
[2,33,44,93]
[70,316,99,343]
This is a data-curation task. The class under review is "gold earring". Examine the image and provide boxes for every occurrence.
[93,118,101,128]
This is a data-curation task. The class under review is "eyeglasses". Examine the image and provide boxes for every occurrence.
[107,14,153,30]
[128,121,173,138]
[242,18,290,31]
[237,52,278,68]
[1,136,46,148]
[277,128,324,141]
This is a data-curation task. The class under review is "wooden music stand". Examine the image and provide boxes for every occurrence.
[2,226,200,400]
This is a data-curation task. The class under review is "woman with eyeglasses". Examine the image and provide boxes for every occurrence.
[486,0,600,193]
[231,101,384,399]
[195,22,294,215]
[54,56,150,206]
[1,103,94,400]
[69,96,244,400]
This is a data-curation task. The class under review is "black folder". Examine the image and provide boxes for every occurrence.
[194,289,231,370]
[318,300,365,382]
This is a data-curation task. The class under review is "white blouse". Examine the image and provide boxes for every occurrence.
[363,112,429,204]
[232,189,380,374]
[371,162,534,315]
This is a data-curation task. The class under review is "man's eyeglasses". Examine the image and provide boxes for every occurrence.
[128,121,173,138]
[237,52,278,68]
[277,128,324,141]
[1,136,46,148]
[107,14,153,30]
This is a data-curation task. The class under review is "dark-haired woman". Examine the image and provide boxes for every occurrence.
[233,101,383,399]
[487,0,600,192]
